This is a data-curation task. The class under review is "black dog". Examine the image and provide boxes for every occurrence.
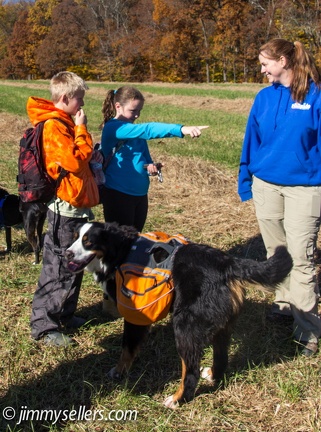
[19,201,47,264]
[0,187,23,253]
[66,221,293,409]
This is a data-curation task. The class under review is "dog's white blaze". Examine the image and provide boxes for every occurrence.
[67,222,109,276]
[67,223,94,261]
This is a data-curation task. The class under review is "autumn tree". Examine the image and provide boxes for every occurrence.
[84,0,142,80]
[0,0,321,82]
[0,0,31,78]
[33,0,95,77]
[1,9,35,78]
[150,0,214,82]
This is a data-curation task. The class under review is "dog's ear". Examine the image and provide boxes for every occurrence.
[95,222,138,268]
[120,224,139,239]
[102,222,138,240]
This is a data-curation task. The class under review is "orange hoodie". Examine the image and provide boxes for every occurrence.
[26,96,99,208]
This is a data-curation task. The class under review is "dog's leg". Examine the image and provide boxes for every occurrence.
[108,321,150,380]
[212,327,230,381]
[164,354,202,409]
[164,321,203,409]
[5,227,12,252]
[200,327,230,383]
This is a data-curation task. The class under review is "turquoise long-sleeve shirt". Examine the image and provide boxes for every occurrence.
[101,119,184,196]
[238,81,321,202]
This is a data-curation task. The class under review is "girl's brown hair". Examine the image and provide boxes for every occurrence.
[259,39,321,102]
[100,86,145,129]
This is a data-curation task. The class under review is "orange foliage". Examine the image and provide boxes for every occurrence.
[0,0,321,82]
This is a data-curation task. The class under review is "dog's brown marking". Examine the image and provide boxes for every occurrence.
[229,280,245,315]
[172,358,187,403]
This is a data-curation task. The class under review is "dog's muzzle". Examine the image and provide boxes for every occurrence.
[65,249,95,273]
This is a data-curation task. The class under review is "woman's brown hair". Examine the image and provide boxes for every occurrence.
[259,38,321,102]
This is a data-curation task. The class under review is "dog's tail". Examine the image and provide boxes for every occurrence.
[235,246,293,292]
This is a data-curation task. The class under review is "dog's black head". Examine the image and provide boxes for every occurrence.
[66,221,138,275]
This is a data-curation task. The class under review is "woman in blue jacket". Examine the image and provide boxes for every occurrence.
[238,39,321,356]
[100,86,207,231]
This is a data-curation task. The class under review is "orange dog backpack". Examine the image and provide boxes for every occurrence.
[115,232,189,326]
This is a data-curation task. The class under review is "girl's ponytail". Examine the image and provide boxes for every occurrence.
[100,89,117,130]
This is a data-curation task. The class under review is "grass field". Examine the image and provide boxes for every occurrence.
[0,81,320,432]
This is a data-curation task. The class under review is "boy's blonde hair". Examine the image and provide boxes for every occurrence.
[50,71,88,103]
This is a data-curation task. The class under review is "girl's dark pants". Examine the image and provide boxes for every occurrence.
[99,186,148,232]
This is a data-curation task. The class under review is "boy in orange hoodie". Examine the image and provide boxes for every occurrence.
[29,71,100,346]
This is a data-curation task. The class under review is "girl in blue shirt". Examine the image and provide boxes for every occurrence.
[100,86,207,231]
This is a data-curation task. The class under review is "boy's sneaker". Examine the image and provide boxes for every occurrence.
[43,331,74,347]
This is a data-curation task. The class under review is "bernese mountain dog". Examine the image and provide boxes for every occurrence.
[66,221,293,409]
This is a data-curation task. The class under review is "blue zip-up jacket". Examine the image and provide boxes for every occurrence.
[238,82,321,202]
[101,119,184,196]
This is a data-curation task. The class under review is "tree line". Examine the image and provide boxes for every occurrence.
[0,0,320,83]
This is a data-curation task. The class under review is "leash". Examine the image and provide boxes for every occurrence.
[144,163,163,183]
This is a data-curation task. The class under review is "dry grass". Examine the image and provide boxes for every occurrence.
[1,105,321,432]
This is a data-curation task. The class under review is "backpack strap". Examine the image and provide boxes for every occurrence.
[103,140,126,170]
[44,118,70,196]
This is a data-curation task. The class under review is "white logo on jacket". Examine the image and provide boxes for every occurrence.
[291,102,311,110]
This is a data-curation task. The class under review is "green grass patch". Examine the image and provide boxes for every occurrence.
[0,84,50,116]
[88,81,264,99]
[0,81,247,168]
[1,81,320,432]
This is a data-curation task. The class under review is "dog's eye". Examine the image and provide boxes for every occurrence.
[73,231,79,241]
[82,234,92,249]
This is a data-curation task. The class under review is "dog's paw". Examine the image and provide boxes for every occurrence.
[107,367,122,381]
[163,395,179,409]
[200,366,213,382]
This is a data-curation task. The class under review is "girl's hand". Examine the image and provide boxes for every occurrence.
[146,163,158,175]
[181,125,209,138]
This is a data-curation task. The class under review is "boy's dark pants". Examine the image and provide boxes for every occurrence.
[31,209,86,340]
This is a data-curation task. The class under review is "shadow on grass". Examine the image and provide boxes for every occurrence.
[0,234,298,431]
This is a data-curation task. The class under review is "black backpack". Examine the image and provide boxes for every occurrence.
[17,120,68,203]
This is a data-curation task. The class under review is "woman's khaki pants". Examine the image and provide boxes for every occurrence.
[252,176,321,344]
